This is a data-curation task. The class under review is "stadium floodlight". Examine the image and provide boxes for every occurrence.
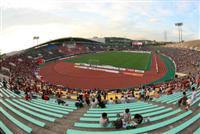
[175,22,183,43]
[33,36,39,45]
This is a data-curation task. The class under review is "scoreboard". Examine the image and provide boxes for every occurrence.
[132,41,143,46]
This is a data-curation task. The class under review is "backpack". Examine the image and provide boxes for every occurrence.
[113,119,123,129]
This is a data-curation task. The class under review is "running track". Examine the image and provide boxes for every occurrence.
[39,54,167,90]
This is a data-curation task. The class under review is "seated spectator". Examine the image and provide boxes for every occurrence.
[129,114,150,128]
[24,92,31,101]
[133,114,143,124]
[154,91,160,98]
[108,97,114,104]
[28,91,33,100]
[125,97,129,103]
[75,97,83,108]
[42,94,49,101]
[178,92,187,107]
[99,112,109,127]
[122,108,131,123]
[57,98,66,105]
[114,96,120,104]
[14,89,20,95]
[98,100,106,108]
[120,96,126,103]
[112,113,123,129]
[128,95,135,103]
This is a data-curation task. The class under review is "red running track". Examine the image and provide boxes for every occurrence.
[39,54,167,90]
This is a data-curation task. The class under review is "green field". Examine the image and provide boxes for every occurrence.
[65,51,152,70]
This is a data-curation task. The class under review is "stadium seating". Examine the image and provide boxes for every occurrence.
[19,99,70,114]
[193,127,200,134]
[0,99,46,127]
[84,107,171,117]
[12,99,63,118]
[0,39,199,134]
[0,95,82,133]
[66,111,192,134]
[6,99,56,122]
[1,88,16,98]
[153,90,200,106]
[75,109,182,128]
[31,99,77,109]
[0,120,13,134]
[0,107,32,133]
[0,92,3,97]
[0,88,10,97]
[163,113,200,134]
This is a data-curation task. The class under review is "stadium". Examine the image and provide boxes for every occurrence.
[38,38,175,90]
[0,1,200,134]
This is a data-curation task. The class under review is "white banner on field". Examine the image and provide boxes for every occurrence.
[122,50,151,54]
[75,65,119,74]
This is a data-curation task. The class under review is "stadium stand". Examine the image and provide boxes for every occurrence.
[0,38,200,134]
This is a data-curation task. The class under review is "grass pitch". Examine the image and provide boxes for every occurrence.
[66,51,152,70]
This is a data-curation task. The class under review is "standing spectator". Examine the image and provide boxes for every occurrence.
[97,92,102,103]
[178,92,188,107]
[91,98,98,108]
[75,97,83,108]
[103,91,107,100]
[122,108,132,123]
[108,97,114,104]
[114,96,120,104]
[144,89,150,101]
[140,87,145,100]
[191,87,197,102]
[120,96,126,103]
[2,78,7,89]
[84,91,90,106]
[78,92,83,102]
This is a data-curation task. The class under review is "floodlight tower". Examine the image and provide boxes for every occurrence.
[175,22,183,43]
[33,36,39,45]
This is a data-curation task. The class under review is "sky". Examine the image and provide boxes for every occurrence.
[0,0,199,53]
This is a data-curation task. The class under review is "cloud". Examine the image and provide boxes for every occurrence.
[0,0,199,53]
[149,18,160,23]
